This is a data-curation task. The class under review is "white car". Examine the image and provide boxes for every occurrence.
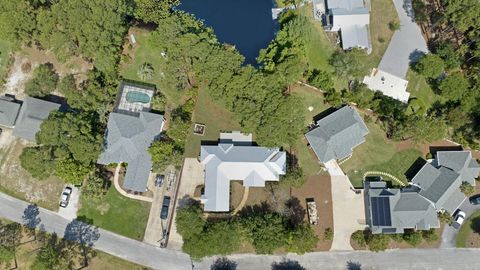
[452,210,466,229]
[59,186,73,208]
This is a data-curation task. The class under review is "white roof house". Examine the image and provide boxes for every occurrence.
[200,132,286,212]
[315,0,371,52]
[363,68,410,103]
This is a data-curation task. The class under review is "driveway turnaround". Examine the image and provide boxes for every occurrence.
[441,198,480,248]
[2,191,480,269]
[325,160,367,250]
[57,185,80,221]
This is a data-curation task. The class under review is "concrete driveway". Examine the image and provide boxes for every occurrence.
[441,198,480,248]
[167,158,204,250]
[377,0,428,79]
[57,186,79,221]
[325,161,367,250]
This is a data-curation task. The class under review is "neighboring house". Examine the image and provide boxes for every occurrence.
[0,97,21,128]
[313,0,371,53]
[200,131,286,212]
[365,150,480,234]
[305,106,369,164]
[12,97,61,141]
[97,82,164,192]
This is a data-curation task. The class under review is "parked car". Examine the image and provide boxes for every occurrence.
[160,196,171,220]
[155,174,165,187]
[452,210,466,229]
[469,194,480,205]
[59,186,73,208]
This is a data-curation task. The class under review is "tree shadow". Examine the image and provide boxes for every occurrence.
[177,195,201,210]
[285,197,305,229]
[63,219,100,268]
[408,49,425,64]
[271,259,306,270]
[470,216,480,233]
[237,201,272,218]
[346,260,362,270]
[210,257,237,270]
[429,145,463,157]
[22,203,41,229]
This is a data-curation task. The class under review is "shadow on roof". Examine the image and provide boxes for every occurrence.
[429,145,463,156]
[404,157,427,181]
[312,106,338,123]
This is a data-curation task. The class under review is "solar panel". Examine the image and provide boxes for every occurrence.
[371,197,392,226]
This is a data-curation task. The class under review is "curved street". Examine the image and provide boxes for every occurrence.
[2,191,480,270]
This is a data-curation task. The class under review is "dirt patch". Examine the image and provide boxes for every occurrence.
[96,202,111,215]
[0,139,64,210]
[292,175,333,251]
[2,54,34,98]
[230,181,245,210]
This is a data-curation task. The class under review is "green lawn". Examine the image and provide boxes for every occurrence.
[456,209,480,248]
[406,69,443,114]
[290,84,330,176]
[0,39,12,83]
[120,29,184,108]
[77,187,150,240]
[184,88,241,157]
[340,121,422,187]
[368,0,398,68]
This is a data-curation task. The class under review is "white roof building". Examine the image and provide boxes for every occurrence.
[363,68,410,103]
[200,132,286,212]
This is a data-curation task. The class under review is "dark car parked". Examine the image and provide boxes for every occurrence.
[160,196,171,220]
[470,194,480,205]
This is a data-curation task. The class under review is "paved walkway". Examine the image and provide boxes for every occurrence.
[232,187,249,215]
[113,164,153,203]
[324,160,367,250]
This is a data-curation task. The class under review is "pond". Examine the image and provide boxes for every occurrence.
[178,0,277,65]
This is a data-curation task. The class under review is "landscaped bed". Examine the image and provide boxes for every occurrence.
[77,187,150,240]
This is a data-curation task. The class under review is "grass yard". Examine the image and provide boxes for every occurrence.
[406,69,443,114]
[340,121,422,187]
[120,28,185,108]
[184,87,241,157]
[368,0,398,67]
[0,39,12,83]
[0,139,64,211]
[77,187,150,240]
[456,209,480,248]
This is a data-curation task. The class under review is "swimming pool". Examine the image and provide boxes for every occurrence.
[126,91,151,104]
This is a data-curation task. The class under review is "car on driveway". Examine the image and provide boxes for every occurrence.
[469,194,480,205]
[452,210,466,229]
[160,196,171,220]
[59,186,73,208]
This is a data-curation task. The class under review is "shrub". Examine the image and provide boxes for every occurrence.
[25,63,59,97]
[403,230,422,247]
[422,229,439,243]
[460,181,475,196]
[415,54,445,78]
[366,233,389,252]
[389,21,401,31]
[351,230,366,247]
[389,233,404,243]
[323,227,333,241]
[438,211,453,225]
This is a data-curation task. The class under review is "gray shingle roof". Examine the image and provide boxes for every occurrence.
[0,98,21,127]
[97,111,164,192]
[437,151,480,185]
[200,132,286,212]
[12,97,61,141]
[305,106,369,163]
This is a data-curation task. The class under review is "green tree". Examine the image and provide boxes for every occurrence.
[366,233,389,252]
[36,0,129,74]
[323,227,333,241]
[25,63,59,97]
[307,69,333,90]
[133,0,179,23]
[19,146,55,179]
[402,230,422,247]
[435,42,462,70]
[403,115,448,143]
[148,140,182,172]
[445,0,480,33]
[82,174,107,201]
[286,224,319,254]
[438,73,470,100]
[0,222,21,269]
[438,211,453,225]
[415,54,445,78]
[0,1,36,43]
[31,234,70,270]
[175,203,206,241]
[281,167,306,188]
[55,159,92,185]
[330,49,369,79]
[324,88,343,107]
[460,181,475,196]
[241,213,287,254]
[351,230,366,247]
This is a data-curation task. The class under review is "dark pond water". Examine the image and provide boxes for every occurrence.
[178,0,276,65]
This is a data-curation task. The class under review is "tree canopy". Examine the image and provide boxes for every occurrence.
[25,63,59,97]
[415,54,445,78]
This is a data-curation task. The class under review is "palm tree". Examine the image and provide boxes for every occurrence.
[137,62,154,81]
